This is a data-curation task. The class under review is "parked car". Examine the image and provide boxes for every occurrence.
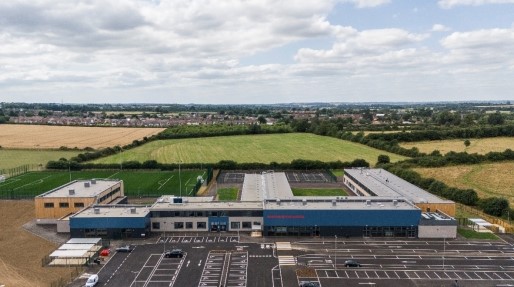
[115,245,133,252]
[164,249,184,258]
[299,281,320,287]
[344,259,361,267]
[99,248,110,257]
[85,274,99,287]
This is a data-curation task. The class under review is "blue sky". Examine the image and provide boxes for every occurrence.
[1,0,514,104]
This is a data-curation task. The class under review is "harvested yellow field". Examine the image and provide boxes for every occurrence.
[401,137,514,154]
[0,125,165,149]
[414,162,514,205]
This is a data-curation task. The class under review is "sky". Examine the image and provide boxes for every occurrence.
[1,0,514,104]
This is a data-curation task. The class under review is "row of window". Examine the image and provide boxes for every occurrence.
[151,210,263,217]
[44,202,85,208]
[151,221,255,230]
[98,187,121,203]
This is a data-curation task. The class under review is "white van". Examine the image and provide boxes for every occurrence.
[85,274,99,287]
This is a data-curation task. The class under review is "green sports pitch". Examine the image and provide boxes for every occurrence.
[0,170,207,198]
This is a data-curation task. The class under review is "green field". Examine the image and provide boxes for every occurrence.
[0,170,206,198]
[92,133,406,165]
[457,228,498,240]
[0,149,81,170]
[292,188,348,196]
[217,187,238,201]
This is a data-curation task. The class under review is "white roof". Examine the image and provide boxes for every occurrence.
[241,172,293,201]
[37,179,121,198]
[66,238,102,244]
[469,218,492,226]
[50,249,90,258]
[58,243,95,250]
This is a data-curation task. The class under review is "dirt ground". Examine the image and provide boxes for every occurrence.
[0,200,71,287]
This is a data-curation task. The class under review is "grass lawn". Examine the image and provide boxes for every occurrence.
[217,187,238,201]
[331,170,344,177]
[0,170,206,198]
[400,137,514,155]
[292,188,348,196]
[457,228,498,240]
[92,133,406,165]
[0,149,81,170]
[415,161,514,206]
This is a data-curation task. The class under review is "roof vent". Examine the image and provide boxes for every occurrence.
[366,200,371,207]
[94,208,100,214]
[69,189,75,195]
[130,207,137,214]
[277,199,281,206]
[332,200,337,206]
[84,182,90,188]
[393,200,398,206]
[302,199,307,206]
[91,179,96,184]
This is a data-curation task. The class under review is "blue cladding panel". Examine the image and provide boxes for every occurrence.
[71,215,149,229]
[263,209,421,227]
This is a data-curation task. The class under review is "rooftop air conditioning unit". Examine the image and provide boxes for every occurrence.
[276,199,281,206]
[130,207,137,214]
[84,182,90,188]
[302,199,307,206]
[393,200,398,206]
[91,179,96,184]
[332,200,337,206]
[366,200,371,207]
[94,208,100,214]
[69,189,75,195]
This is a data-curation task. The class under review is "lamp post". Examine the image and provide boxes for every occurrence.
[334,235,337,271]
[131,271,138,287]
[442,236,446,270]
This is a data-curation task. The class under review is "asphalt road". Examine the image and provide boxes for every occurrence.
[68,236,514,287]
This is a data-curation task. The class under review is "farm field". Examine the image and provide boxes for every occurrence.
[0,149,81,170]
[400,137,514,155]
[0,200,70,287]
[0,124,164,149]
[292,188,348,196]
[92,133,407,165]
[414,161,514,205]
[0,170,206,198]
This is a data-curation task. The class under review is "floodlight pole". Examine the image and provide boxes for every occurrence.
[443,236,446,270]
[68,162,71,182]
[179,161,182,197]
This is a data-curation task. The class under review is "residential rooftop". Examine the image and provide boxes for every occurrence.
[36,179,122,198]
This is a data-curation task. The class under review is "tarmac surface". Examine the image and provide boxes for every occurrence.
[68,234,514,287]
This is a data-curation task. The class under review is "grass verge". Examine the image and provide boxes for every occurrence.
[457,228,498,240]
[217,187,238,201]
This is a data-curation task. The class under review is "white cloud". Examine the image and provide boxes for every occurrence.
[432,24,451,32]
[341,0,391,8]
[438,0,514,9]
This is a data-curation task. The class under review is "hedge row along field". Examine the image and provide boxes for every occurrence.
[92,133,406,165]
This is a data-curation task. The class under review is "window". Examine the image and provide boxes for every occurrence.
[197,222,206,229]
[74,202,85,208]
[231,222,240,229]
[174,222,184,229]
[186,222,193,229]
[242,222,251,229]
[59,202,69,208]
[44,202,54,208]
[152,222,160,230]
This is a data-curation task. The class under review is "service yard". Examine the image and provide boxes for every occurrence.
[68,235,514,287]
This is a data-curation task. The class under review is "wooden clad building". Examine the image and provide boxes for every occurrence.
[35,179,124,224]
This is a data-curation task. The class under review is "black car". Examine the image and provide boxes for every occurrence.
[344,259,361,267]
[115,245,133,253]
[164,249,184,258]
[299,282,320,287]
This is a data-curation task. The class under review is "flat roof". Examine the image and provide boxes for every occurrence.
[263,198,418,211]
[37,179,121,198]
[241,172,293,201]
[151,201,263,211]
[344,168,451,204]
[66,238,102,244]
[50,249,90,258]
[59,243,95,250]
[72,205,150,218]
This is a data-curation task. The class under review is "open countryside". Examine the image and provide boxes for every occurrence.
[92,133,406,165]
[0,170,206,198]
[0,149,81,170]
[400,137,514,155]
[414,161,514,205]
[0,125,165,149]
